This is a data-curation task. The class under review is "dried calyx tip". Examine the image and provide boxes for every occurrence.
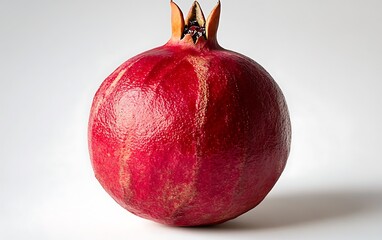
[183,1,206,43]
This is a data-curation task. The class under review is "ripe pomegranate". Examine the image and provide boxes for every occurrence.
[89,0,291,226]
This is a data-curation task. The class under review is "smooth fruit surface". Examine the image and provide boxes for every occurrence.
[88,1,291,226]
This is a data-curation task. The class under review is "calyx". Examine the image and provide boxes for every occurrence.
[170,0,221,45]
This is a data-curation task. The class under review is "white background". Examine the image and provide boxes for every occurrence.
[1,0,382,239]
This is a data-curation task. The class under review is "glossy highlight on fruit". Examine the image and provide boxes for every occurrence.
[88,0,291,226]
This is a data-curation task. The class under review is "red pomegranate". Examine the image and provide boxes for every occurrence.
[88,0,291,226]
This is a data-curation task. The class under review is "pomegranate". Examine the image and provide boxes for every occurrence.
[88,0,291,226]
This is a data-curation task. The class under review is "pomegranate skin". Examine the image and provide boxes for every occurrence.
[88,1,291,226]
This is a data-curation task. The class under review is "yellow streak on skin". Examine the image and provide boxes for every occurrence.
[117,137,133,201]
[157,56,211,221]
[91,55,144,120]
[91,59,141,201]
[91,69,127,120]
[187,56,210,129]
[106,69,127,97]
[162,55,211,220]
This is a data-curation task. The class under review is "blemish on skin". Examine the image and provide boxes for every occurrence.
[162,180,196,212]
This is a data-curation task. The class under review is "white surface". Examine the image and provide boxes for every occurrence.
[1,0,382,239]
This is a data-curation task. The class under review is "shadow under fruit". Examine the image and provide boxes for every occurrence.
[88,1,291,226]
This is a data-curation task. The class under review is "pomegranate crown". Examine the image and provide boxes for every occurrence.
[170,0,221,45]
